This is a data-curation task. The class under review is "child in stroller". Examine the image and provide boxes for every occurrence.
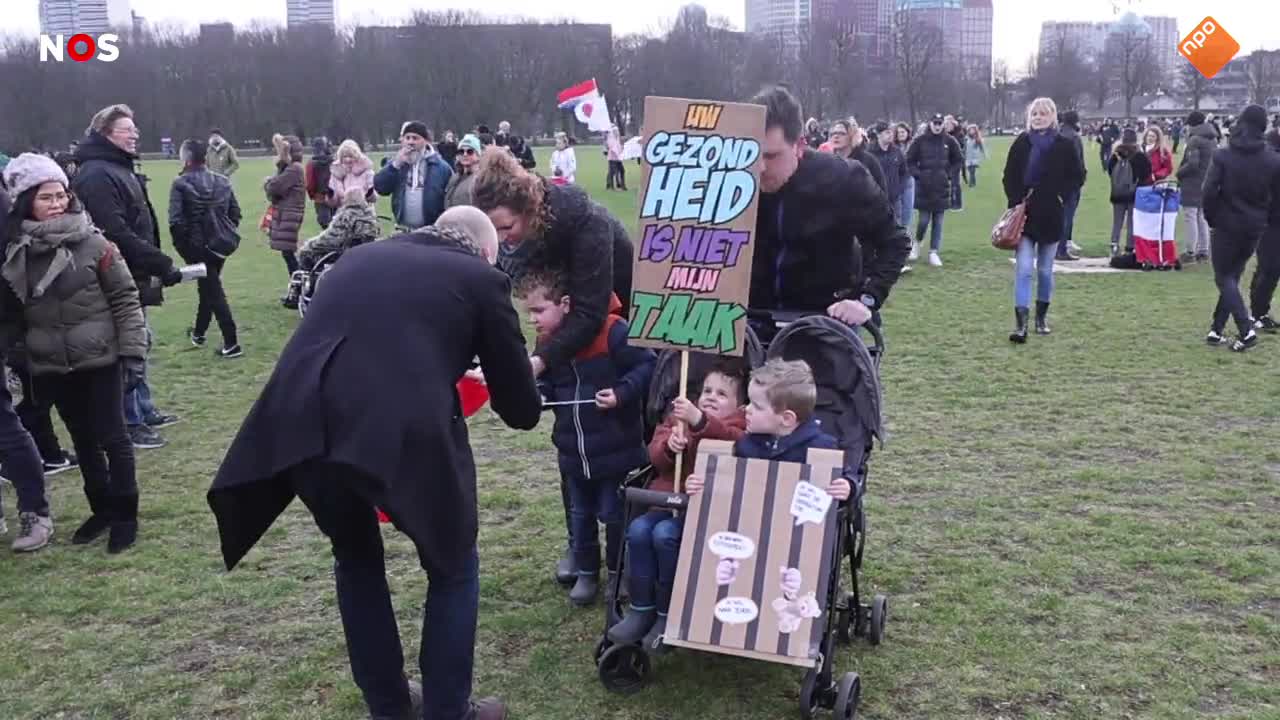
[287,188,381,315]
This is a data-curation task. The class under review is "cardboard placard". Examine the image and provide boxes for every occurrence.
[629,97,766,357]
[664,441,845,668]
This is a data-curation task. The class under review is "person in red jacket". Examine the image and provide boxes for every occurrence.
[607,361,749,650]
[1144,126,1174,182]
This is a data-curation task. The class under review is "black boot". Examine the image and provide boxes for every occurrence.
[107,494,138,554]
[569,572,599,607]
[554,545,576,586]
[1035,301,1051,335]
[607,606,657,645]
[1009,307,1029,344]
[72,491,111,544]
[645,582,673,653]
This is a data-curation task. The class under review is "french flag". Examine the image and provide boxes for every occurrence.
[558,79,599,109]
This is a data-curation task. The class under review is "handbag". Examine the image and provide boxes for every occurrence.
[991,189,1032,250]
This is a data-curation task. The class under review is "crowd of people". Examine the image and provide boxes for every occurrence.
[0,81,1277,720]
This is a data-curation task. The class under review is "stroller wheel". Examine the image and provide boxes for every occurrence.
[593,636,611,667]
[868,595,889,646]
[835,672,862,720]
[598,643,650,694]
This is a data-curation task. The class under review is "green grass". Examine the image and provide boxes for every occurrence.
[0,141,1278,720]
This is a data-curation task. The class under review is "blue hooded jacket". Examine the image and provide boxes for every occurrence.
[734,418,840,464]
[374,152,452,228]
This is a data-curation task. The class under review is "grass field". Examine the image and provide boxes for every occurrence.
[0,140,1277,720]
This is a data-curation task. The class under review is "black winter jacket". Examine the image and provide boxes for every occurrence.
[751,151,910,311]
[541,311,655,480]
[1003,131,1086,245]
[496,133,537,170]
[906,131,963,212]
[169,166,242,263]
[849,144,887,196]
[868,143,909,203]
[1203,126,1280,237]
[73,131,174,306]
[1176,123,1219,208]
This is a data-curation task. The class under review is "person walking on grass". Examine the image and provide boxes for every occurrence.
[894,123,916,233]
[1202,105,1280,352]
[206,128,240,177]
[605,126,627,191]
[72,104,181,451]
[1107,128,1153,256]
[826,119,887,194]
[906,114,963,267]
[944,114,966,210]
[3,153,146,553]
[1248,128,1280,333]
[305,138,335,229]
[1056,111,1087,261]
[963,124,986,189]
[169,139,243,359]
[1177,111,1217,264]
[1002,98,1085,343]
[868,121,908,225]
[266,135,307,307]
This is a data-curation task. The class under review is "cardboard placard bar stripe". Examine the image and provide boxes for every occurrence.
[674,452,718,644]
[743,459,781,650]
[807,467,842,659]
[709,456,749,648]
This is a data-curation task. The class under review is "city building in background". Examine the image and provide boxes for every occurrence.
[286,0,335,28]
[1037,14,1179,81]
[960,0,992,82]
[39,0,131,34]
[745,0,812,53]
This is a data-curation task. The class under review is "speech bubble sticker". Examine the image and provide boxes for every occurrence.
[708,530,756,560]
[714,596,759,625]
[790,481,833,526]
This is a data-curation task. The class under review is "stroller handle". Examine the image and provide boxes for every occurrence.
[747,308,886,355]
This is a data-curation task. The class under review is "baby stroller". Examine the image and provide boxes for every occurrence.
[595,309,887,719]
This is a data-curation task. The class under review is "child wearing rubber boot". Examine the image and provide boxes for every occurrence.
[608,361,750,650]
[517,271,655,606]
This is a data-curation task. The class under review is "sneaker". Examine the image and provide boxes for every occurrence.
[1254,315,1279,333]
[188,328,206,347]
[928,251,942,267]
[907,242,919,261]
[1194,253,1210,263]
[1056,249,1080,261]
[1069,241,1083,254]
[43,451,78,476]
[1206,330,1230,347]
[1230,331,1259,353]
[12,512,52,552]
[900,265,913,274]
[144,414,180,429]
[217,344,244,359]
[129,425,167,450]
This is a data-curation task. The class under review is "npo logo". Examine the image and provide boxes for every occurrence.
[39,33,121,63]
[1179,17,1239,79]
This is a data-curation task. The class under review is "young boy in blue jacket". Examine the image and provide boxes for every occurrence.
[688,358,851,500]
[516,270,656,606]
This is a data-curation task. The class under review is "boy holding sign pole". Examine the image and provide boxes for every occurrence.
[516,271,655,606]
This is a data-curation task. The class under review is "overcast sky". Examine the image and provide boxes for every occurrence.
[6,0,1275,69]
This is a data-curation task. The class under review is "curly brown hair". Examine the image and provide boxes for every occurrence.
[471,146,551,237]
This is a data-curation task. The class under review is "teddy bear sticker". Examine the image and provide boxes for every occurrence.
[771,566,821,634]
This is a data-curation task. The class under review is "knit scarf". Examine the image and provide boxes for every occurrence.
[3,211,90,302]
[1023,128,1058,188]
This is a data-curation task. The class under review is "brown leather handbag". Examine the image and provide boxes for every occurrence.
[991,189,1032,250]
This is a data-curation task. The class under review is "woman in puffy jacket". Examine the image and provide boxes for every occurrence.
[327,140,375,208]
[1,153,147,553]
[265,135,307,304]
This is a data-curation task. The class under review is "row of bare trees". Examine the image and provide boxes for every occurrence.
[0,5,1002,153]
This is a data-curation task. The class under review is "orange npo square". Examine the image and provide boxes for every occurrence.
[1180,17,1240,79]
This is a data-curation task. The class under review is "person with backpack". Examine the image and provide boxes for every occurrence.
[169,139,243,359]
[1107,128,1153,256]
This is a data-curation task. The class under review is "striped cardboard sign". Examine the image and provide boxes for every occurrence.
[664,440,844,668]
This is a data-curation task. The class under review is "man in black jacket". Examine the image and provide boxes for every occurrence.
[170,139,242,359]
[73,104,182,449]
[209,224,541,720]
[748,86,911,328]
[1248,127,1280,332]
[1202,105,1280,352]
[495,121,536,170]
[1098,117,1121,172]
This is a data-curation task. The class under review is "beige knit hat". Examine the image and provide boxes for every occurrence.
[2,153,69,201]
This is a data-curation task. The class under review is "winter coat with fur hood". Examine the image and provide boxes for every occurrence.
[327,142,376,206]
[265,138,307,252]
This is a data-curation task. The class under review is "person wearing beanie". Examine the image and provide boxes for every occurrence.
[1249,128,1280,332]
[1201,104,1280,351]
[266,135,308,307]
[72,103,182,451]
[306,137,336,229]
[1177,110,1218,263]
[207,128,240,177]
[3,153,150,553]
[296,187,381,272]
[375,121,452,230]
[170,138,243,359]
[1106,127,1154,256]
[868,120,908,224]
[444,134,483,209]
[1056,111,1087,260]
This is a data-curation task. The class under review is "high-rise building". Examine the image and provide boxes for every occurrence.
[39,0,131,35]
[286,0,336,28]
[745,0,813,51]
[1039,15,1178,86]
[961,0,992,81]
[1037,20,1107,63]
[1142,16,1179,83]
[810,0,892,57]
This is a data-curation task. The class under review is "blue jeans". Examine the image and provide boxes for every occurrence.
[1015,237,1059,308]
[966,165,978,187]
[915,210,946,252]
[0,370,47,516]
[626,511,683,611]
[898,177,915,232]
[124,314,159,427]
[568,472,623,575]
[1060,189,1081,252]
[293,461,480,720]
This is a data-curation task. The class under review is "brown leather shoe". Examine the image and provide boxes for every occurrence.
[470,697,508,720]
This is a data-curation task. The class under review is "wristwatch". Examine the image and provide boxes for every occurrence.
[859,294,877,309]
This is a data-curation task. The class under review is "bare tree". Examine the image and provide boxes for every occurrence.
[1031,27,1093,110]
[1179,60,1209,111]
[1247,50,1280,106]
[890,7,945,126]
[1106,27,1162,117]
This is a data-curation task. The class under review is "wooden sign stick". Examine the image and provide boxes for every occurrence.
[673,350,690,494]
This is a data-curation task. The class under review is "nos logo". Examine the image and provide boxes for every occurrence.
[39,34,121,63]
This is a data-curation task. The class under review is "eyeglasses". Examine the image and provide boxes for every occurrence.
[461,148,478,156]
[35,192,69,204]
